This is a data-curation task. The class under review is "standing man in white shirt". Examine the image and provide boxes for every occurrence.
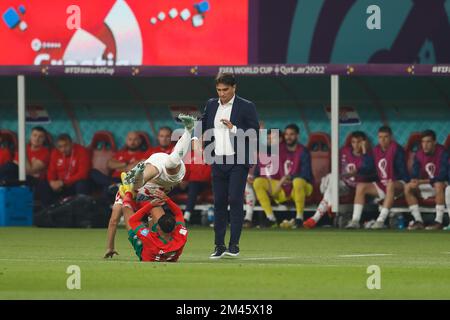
[195,73,260,259]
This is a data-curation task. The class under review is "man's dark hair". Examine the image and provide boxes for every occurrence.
[284,124,300,134]
[378,126,392,135]
[215,73,237,87]
[56,133,72,143]
[421,129,436,141]
[158,213,176,234]
[31,126,47,135]
[351,131,367,140]
[159,126,173,134]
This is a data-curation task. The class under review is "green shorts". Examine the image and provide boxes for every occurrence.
[128,225,145,261]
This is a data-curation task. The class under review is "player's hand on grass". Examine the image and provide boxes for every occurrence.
[104,249,119,259]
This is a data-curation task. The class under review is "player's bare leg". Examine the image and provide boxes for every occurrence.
[404,182,424,230]
[371,181,404,229]
[425,182,446,230]
[346,182,379,229]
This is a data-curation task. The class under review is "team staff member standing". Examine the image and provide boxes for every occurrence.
[195,73,259,259]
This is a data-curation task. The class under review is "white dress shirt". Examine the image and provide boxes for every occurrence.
[214,95,238,156]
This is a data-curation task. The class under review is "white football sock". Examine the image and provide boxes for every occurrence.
[445,186,450,211]
[435,205,445,224]
[409,204,423,223]
[244,184,255,221]
[312,199,328,222]
[166,129,191,169]
[377,207,390,222]
[352,204,364,222]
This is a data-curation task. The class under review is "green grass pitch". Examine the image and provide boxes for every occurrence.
[0,226,449,299]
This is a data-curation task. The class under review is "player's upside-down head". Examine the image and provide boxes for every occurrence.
[157,208,176,234]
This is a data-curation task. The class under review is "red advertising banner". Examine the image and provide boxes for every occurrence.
[0,0,248,66]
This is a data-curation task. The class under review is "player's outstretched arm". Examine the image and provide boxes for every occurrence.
[128,201,155,230]
[165,197,184,223]
[104,205,123,259]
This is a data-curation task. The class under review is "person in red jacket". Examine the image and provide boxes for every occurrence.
[144,127,174,158]
[122,189,188,262]
[90,131,146,199]
[0,127,50,184]
[37,133,90,207]
[182,149,212,223]
[0,135,14,181]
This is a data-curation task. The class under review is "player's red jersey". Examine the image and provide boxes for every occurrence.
[47,143,90,186]
[111,149,146,178]
[14,144,51,179]
[128,197,187,262]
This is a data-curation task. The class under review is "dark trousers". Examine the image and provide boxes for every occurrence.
[36,179,90,207]
[212,163,249,247]
[185,181,209,213]
[89,169,120,201]
[0,162,19,181]
[0,161,39,194]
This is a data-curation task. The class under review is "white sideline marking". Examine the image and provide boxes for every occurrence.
[0,257,294,263]
[338,254,394,258]
[241,257,293,261]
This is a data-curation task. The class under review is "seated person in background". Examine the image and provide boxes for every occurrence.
[346,126,410,229]
[182,147,212,224]
[122,189,188,262]
[244,128,281,228]
[145,127,174,157]
[90,131,146,197]
[0,135,14,181]
[253,124,313,228]
[37,134,90,207]
[405,130,448,230]
[304,131,375,229]
[0,127,50,185]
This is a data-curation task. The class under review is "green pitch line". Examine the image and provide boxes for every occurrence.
[0,227,449,299]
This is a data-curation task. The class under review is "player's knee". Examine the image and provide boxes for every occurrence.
[434,182,445,193]
[253,177,267,190]
[293,178,306,189]
[109,215,120,227]
[404,183,414,194]
[355,182,368,195]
